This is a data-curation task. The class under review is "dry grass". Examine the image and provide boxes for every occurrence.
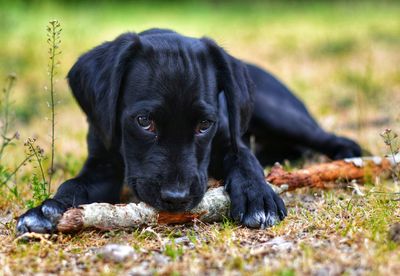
[2,186,399,275]
[1,1,400,275]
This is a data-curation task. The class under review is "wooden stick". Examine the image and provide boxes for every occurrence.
[266,154,399,190]
[57,183,287,233]
[56,155,398,232]
[57,187,230,232]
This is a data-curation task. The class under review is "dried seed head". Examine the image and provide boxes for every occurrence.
[380,128,397,146]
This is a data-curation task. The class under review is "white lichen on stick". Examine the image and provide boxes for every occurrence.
[189,186,230,222]
[57,201,158,232]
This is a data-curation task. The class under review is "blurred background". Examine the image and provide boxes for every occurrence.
[1,0,399,175]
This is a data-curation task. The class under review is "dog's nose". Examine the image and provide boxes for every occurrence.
[161,188,190,204]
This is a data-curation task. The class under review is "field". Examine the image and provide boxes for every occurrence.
[1,1,400,275]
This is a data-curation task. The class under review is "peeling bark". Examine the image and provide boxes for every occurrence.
[266,154,399,190]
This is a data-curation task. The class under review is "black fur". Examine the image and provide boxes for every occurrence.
[17,29,361,233]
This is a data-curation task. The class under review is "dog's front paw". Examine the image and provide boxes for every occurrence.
[16,199,66,235]
[329,136,362,160]
[225,172,287,229]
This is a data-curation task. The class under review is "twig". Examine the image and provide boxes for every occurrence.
[266,155,398,190]
[14,232,53,245]
[25,139,47,186]
[57,187,230,232]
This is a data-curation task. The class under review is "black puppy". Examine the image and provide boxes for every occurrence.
[17,29,361,233]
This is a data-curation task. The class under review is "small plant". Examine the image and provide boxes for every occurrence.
[24,138,49,208]
[22,19,63,205]
[380,128,400,186]
[46,19,62,194]
[0,74,34,199]
[0,20,63,204]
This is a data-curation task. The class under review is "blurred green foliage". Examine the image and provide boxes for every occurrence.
[0,0,399,147]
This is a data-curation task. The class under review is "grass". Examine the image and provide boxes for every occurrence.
[0,0,400,275]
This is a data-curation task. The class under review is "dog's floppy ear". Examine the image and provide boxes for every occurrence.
[67,33,142,149]
[202,38,254,153]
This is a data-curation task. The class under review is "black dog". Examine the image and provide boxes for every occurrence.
[17,29,361,233]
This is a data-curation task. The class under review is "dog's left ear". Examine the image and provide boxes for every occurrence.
[67,33,142,149]
[202,38,254,153]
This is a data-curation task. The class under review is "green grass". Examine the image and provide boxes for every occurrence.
[0,1,400,275]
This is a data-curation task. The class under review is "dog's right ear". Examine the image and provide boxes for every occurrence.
[201,38,254,154]
[67,33,142,149]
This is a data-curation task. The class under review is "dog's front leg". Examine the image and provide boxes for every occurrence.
[16,154,124,234]
[223,146,287,228]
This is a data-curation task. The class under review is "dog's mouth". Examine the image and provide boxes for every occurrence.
[157,200,195,213]
[126,177,205,212]
[158,191,207,212]
[139,192,202,213]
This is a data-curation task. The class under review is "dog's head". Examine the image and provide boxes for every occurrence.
[67,29,253,212]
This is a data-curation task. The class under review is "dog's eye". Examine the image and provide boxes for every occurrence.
[137,116,155,132]
[196,120,213,134]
